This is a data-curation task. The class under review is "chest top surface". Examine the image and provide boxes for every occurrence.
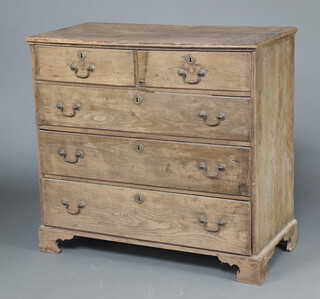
[26,22,296,49]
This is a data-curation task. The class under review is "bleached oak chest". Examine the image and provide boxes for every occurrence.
[26,23,297,285]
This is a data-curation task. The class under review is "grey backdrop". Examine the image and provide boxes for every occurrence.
[0,0,319,298]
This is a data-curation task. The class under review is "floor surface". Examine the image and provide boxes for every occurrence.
[0,191,318,299]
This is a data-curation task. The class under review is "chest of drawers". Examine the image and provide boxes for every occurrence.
[26,23,297,285]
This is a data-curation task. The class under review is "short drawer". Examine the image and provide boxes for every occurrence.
[39,131,251,196]
[37,85,251,141]
[34,46,135,86]
[42,178,251,255]
[143,51,252,91]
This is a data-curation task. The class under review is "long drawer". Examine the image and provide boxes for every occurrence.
[42,178,251,255]
[34,46,135,86]
[39,131,251,196]
[37,85,251,141]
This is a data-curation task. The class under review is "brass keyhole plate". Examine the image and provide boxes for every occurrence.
[185,54,196,65]
[133,95,143,105]
[134,142,144,153]
[134,194,144,204]
[77,51,87,61]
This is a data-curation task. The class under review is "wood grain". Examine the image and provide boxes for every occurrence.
[252,36,295,253]
[137,51,148,83]
[39,131,251,196]
[42,178,251,255]
[43,174,250,201]
[29,44,46,225]
[37,79,252,98]
[144,51,252,91]
[26,23,297,49]
[34,46,135,86]
[39,125,251,147]
[37,85,251,141]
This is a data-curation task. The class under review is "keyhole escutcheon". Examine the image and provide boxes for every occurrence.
[77,51,86,61]
[133,95,143,105]
[134,142,144,153]
[185,55,196,65]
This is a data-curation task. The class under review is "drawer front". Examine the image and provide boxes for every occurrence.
[37,85,251,141]
[42,178,251,255]
[34,46,135,86]
[39,132,251,196]
[144,51,252,91]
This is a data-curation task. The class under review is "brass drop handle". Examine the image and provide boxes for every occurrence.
[70,64,95,79]
[58,149,84,164]
[56,103,80,117]
[61,199,85,215]
[178,68,206,84]
[199,111,225,127]
[199,162,226,179]
[199,216,225,232]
